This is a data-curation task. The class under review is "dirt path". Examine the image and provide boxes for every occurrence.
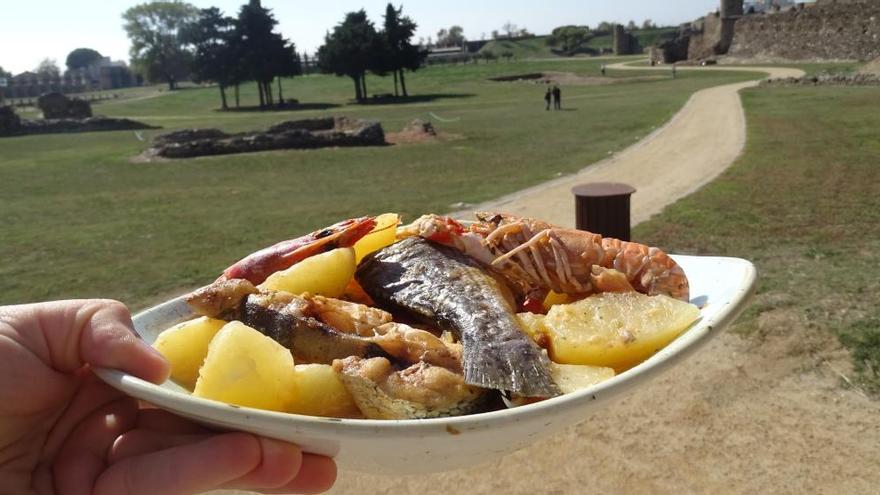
[322,64,880,494]
[452,63,805,227]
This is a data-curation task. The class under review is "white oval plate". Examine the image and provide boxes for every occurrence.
[95,254,755,474]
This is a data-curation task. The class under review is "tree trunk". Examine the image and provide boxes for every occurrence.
[399,69,408,97]
[352,75,362,101]
[167,77,175,91]
[219,85,228,110]
[361,73,368,101]
[393,70,399,97]
[258,82,265,109]
[277,77,284,105]
[235,84,240,108]
[264,81,273,107]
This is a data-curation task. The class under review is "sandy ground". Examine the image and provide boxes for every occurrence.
[225,63,880,494]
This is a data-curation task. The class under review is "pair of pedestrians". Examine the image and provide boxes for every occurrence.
[544,85,562,110]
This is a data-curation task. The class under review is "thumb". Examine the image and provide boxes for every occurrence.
[1,299,169,383]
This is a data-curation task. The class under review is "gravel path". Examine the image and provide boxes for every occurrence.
[451,63,804,227]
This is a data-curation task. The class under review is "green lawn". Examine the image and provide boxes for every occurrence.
[636,85,880,394]
[0,58,759,308]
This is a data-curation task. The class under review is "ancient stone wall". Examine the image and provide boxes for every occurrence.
[612,25,641,55]
[729,1,880,61]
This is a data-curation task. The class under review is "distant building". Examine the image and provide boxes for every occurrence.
[3,57,140,99]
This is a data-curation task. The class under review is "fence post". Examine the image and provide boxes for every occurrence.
[571,182,636,241]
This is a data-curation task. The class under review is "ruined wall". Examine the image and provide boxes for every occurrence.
[687,13,740,61]
[729,1,880,61]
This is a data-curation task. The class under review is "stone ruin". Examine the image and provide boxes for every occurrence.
[651,0,880,64]
[143,116,385,159]
[612,25,641,56]
[0,103,158,138]
[37,92,93,119]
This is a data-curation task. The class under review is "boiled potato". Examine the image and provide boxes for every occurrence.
[287,364,360,418]
[517,312,549,343]
[154,316,227,390]
[193,321,295,411]
[544,292,700,372]
[354,213,400,263]
[550,363,615,394]
[542,291,572,312]
[259,247,356,297]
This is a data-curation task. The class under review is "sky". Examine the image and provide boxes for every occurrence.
[0,0,721,74]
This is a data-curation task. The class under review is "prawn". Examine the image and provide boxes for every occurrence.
[219,216,376,285]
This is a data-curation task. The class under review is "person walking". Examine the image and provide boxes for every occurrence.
[544,87,552,111]
[552,84,561,110]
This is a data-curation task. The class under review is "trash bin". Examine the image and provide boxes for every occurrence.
[571,182,636,241]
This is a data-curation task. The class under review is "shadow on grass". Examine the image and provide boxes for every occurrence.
[219,102,342,113]
[356,93,476,105]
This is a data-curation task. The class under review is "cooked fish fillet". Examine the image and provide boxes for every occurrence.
[356,237,560,398]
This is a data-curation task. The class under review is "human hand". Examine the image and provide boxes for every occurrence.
[0,299,336,494]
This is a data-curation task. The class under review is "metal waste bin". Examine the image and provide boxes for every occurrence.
[571,182,636,241]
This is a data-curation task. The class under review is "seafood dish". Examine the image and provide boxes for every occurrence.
[155,212,700,420]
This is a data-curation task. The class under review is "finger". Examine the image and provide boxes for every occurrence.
[108,430,209,464]
[95,432,270,495]
[7,299,169,383]
[52,398,139,495]
[261,454,337,495]
[222,437,302,490]
[136,408,213,435]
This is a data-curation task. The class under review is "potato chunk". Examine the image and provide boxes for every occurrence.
[516,312,549,343]
[154,316,226,390]
[544,292,700,372]
[287,364,360,418]
[259,247,356,298]
[354,213,400,263]
[193,321,295,411]
[550,363,615,394]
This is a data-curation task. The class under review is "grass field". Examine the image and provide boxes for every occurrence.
[636,85,880,393]
[0,57,760,307]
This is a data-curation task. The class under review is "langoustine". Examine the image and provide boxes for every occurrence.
[398,212,689,304]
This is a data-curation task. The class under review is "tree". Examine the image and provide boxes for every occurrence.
[181,7,239,109]
[65,48,103,71]
[548,26,591,56]
[318,10,381,102]
[381,3,426,97]
[642,19,656,30]
[491,30,499,40]
[0,66,11,78]
[236,0,300,109]
[501,21,517,38]
[36,59,60,79]
[123,1,199,90]
[596,21,614,32]
[435,25,465,47]
[626,20,638,31]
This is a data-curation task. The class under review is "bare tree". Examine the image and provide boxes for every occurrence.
[501,21,517,38]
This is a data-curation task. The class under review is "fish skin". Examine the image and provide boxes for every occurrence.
[186,282,391,364]
[356,237,560,398]
[241,297,390,364]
